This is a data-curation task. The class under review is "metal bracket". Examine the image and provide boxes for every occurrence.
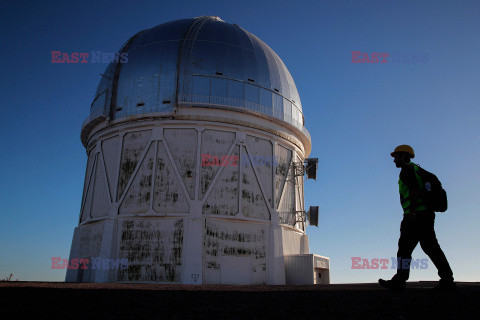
[293,162,305,177]
[294,210,307,226]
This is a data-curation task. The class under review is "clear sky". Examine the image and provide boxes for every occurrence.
[0,0,479,283]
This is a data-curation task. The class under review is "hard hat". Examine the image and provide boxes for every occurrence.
[391,145,415,158]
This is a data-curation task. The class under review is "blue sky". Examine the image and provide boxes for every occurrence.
[0,0,479,283]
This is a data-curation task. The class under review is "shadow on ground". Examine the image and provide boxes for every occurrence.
[1,282,478,319]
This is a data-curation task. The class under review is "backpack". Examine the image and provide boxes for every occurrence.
[416,165,448,212]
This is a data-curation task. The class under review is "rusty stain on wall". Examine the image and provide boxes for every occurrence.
[200,130,235,199]
[203,145,239,216]
[117,219,183,282]
[117,130,152,201]
[164,129,197,200]
[153,142,190,213]
[203,220,267,284]
[245,135,273,207]
[120,144,154,214]
[241,146,269,220]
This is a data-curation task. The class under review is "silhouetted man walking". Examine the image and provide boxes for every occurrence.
[379,145,455,291]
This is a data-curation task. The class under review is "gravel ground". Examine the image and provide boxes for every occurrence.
[1,281,478,319]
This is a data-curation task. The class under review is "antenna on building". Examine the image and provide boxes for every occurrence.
[293,158,318,180]
[305,158,318,180]
[307,206,319,227]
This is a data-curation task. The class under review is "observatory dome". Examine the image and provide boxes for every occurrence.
[68,16,329,285]
[83,16,306,146]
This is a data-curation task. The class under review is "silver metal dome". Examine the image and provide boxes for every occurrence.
[83,16,306,145]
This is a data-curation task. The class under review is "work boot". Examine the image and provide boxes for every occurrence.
[434,279,457,292]
[378,278,406,292]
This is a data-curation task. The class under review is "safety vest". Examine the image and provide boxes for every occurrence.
[399,162,428,214]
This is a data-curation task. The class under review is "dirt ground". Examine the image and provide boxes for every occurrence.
[1,281,479,319]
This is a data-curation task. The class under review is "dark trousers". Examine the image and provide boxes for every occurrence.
[393,210,453,282]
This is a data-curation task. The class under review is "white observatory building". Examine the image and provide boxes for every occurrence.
[66,16,330,285]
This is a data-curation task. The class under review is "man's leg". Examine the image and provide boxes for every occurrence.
[418,212,454,282]
[394,215,420,281]
[380,215,419,290]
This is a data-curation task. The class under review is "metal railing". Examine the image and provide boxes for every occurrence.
[178,93,311,140]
